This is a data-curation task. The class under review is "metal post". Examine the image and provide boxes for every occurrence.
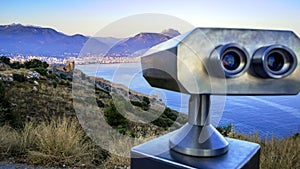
[188,94,210,126]
[169,94,229,157]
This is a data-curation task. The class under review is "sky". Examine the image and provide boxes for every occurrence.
[0,0,300,37]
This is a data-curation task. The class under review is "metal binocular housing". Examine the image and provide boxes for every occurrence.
[140,28,300,157]
[142,28,300,95]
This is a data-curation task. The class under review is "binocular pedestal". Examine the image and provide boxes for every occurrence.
[169,95,228,157]
[131,94,261,169]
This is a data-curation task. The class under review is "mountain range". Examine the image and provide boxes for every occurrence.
[0,24,180,58]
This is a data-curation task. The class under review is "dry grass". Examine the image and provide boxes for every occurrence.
[0,125,19,157]
[99,133,156,169]
[234,133,300,169]
[27,117,92,167]
[260,136,300,169]
[19,122,37,154]
[0,120,299,169]
[0,117,98,168]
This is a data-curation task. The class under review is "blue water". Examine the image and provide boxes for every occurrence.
[76,63,300,138]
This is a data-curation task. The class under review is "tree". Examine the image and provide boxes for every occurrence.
[0,56,10,65]
[24,59,49,69]
[10,61,24,69]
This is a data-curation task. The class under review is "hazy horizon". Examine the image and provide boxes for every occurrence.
[1,0,300,37]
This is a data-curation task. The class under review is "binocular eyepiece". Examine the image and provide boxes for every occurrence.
[252,45,297,79]
[216,43,297,78]
[215,43,250,78]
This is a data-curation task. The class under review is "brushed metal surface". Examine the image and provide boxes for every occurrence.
[188,95,210,126]
[170,94,229,157]
[141,28,300,95]
[169,123,229,157]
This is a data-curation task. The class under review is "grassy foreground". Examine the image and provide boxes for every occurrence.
[0,117,299,169]
[0,117,108,168]
[0,59,299,168]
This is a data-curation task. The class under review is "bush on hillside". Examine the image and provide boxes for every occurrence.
[0,56,10,65]
[13,74,26,82]
[24,59,49,69]
[130,96,150,111]
[33,68,48,76]
[10,61,24,69]
[151,107,178,129]
[217,124,234,137]
[104,102,128,127]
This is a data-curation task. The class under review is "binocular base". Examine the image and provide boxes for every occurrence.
[169,123,229,157]
[131,130,260,169]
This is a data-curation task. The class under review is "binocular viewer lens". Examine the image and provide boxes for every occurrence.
[252,45,297,79]
[216,44,297,79]
[216,44,250,78]
[267,52,284,72]
[222,51,241,71]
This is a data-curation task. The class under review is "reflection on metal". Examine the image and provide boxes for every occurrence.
[169,95,229,157]
[142,28,300,95]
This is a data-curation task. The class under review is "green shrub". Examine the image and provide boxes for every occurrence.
[116,125,126,135]
[142,96,150,105]
[24,59,48,69]
[60,73,67,80]
[104,102,127,127]
[10,61,24,69]
[217,124,234,137]
[151,116,173,129]
[163,107,177,121]
[13,74,26,82]
[0,56,10,65]
[130,96,150,111]
[52,81,57,88]
[33,68,48,76]
[151,107,178,129]
[47,73,58,80]
[130,100,143,107]
[96,98,105,107]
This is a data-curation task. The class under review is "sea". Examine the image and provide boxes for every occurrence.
[76,63,300,139]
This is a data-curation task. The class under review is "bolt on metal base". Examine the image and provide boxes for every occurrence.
[169,94,229,157]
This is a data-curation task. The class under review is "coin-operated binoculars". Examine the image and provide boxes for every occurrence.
[131,28,300,169]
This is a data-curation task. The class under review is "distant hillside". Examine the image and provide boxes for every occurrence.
[105,32,172,57]
[161,28,181,38]
[0,24,109,57]
[0,24,180,58]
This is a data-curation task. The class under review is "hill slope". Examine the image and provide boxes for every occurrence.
[0,24,180,58]
[0,24,109,57]
[105,32,171,57]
